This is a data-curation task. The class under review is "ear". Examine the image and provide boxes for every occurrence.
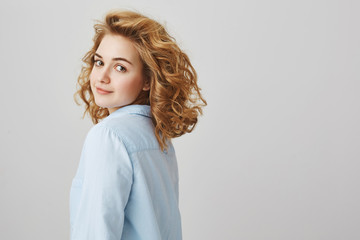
[142,78,150,91]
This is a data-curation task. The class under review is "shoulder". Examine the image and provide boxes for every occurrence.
[89,106,161,153]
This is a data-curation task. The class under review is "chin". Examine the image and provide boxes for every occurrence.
[93,99,109,109]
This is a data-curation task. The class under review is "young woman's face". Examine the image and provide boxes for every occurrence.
[90,34,149,114]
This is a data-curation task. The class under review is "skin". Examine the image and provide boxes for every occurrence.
[90,34,150,114]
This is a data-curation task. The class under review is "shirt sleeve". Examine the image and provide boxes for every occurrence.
[71,125,133,240]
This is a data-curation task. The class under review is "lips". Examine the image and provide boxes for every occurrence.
[96,87,113,94]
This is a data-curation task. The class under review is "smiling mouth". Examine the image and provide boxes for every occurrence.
[96,87,113,95]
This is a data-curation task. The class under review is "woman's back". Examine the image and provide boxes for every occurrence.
[70,104,182,239]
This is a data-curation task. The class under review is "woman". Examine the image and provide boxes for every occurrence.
[70,9,206,240]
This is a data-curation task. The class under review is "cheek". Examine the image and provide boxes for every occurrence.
[117,77,143,95]
[89,70,95,84]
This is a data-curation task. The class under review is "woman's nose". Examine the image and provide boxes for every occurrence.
[98,68,110,83]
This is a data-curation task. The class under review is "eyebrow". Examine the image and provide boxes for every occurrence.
[94,53,133,65]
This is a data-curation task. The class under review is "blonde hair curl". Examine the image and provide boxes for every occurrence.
[74,10,207,150]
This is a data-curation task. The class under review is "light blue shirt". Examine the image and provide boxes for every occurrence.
[69,104,182,240]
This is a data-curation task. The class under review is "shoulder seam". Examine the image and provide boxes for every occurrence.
[95,124,131,151]
[95,120,172,155]
[96,125,161,155]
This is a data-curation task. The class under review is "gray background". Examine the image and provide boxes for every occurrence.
[0,0,359,239]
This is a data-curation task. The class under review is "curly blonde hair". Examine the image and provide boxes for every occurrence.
[74,10,207,150]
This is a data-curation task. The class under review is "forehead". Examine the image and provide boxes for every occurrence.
[96,34,141,63]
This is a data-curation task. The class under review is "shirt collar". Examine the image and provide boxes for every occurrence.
[106,104,152,120]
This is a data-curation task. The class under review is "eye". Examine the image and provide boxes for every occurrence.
[115,65,126,72]
[94,59,103,67]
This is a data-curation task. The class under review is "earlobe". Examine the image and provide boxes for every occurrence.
[142,79,150,91]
